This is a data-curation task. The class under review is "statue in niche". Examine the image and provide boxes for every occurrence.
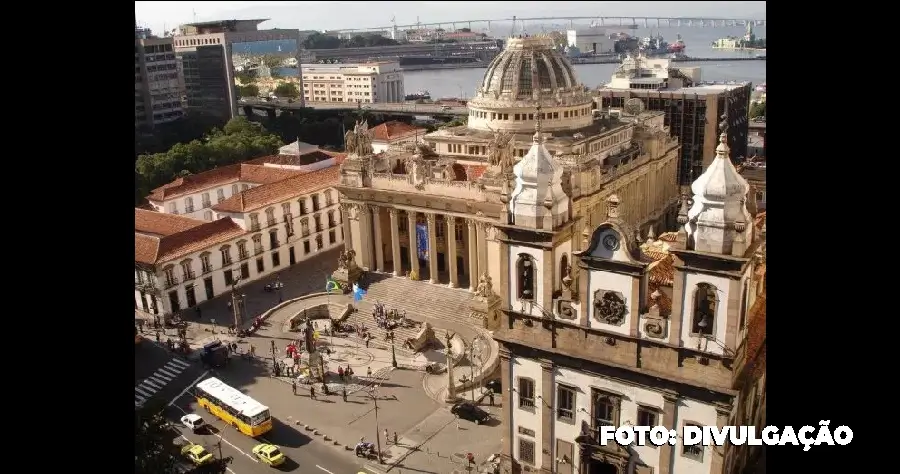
[593,290,627,326]
[405,154,427,189]
[337,249,357,271]
[344,120,373,157]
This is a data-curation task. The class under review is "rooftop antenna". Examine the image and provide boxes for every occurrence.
[510,15,516,37]
[192,9,197,22]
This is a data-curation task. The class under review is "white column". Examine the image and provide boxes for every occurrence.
[447,218,458,288]
[476,222,488,283]
[389,208,402,276]
[426,213,438,283]
[407,211,420,277]
[340,203,352,250]
[372,205,385,272]
[467,220,478,291]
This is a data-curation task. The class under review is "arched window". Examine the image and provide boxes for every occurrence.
[203,210,213,221]
[451,163,467,181]
[184,196,194,212]
[692,283,717,336]
[559,253,569,287]
[517,254,535,301]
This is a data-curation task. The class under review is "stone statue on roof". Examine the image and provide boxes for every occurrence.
[487,127,515,173]
[344,120,373,157]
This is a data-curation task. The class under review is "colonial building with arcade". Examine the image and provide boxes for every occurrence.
[492,129,767,474]
[336,36,682,319]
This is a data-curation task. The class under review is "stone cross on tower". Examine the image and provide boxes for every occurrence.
[534,104,543,142]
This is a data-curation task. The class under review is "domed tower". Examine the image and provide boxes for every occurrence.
[467,36,595,133]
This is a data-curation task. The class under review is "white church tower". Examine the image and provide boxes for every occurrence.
[671,131,757,357]
[509,106,571,231]
[501,108,574,320]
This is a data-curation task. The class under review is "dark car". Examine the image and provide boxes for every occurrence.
[451,401,490,424]
[485,379,501,394]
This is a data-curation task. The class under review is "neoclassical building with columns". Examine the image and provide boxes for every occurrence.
[336,36,682,303]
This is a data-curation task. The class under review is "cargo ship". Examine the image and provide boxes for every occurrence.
[668,34,686,53]
[398,54,481,67]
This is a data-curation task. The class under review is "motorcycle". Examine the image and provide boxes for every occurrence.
[250,316,263,331]
[263,284,274,292]
[355,442,376,458]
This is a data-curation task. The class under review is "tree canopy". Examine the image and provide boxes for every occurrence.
[135,117,283,203]
[750,101,766,118]
[237,84,260,98]
[274,83,300,98]
[302,32,399,49]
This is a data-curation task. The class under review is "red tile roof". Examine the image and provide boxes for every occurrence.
[135,208,206,237]
[370,121,426,142]
[246,150,346,167]
[212,161,343,213]
[147,164,301,202]
[641,240,675,287]
[155,218,247,264]
[134,210,247,265]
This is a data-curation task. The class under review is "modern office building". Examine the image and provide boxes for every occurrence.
[135,29,184,129]
[566,27,614,54]
[596,54,752,185]
[173,19,303,119]
[300,62,404,104]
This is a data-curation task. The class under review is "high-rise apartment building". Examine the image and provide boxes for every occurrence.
[301,62,404,104]
[597,54,751,185]
[135,28,184,129]
[173,19,303,119]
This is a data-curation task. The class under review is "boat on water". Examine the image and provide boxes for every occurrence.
[405,90,432,101]
[667,34,686,53]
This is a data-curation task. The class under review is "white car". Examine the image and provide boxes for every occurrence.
[180,414,206,432]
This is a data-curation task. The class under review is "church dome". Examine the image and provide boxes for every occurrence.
[466,36,594,133]
[479,36,582,100]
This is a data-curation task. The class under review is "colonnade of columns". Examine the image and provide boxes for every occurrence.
[342,202,489,291]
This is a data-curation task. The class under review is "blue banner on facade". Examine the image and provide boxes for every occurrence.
[416,223,429,261]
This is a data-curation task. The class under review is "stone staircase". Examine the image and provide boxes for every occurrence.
[362,274,476,329]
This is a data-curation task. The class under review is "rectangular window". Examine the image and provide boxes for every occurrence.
[557,385,576,422]
[303,241,310,253]
[517,378,535,409]
[637,406,658,427]
[256,258,265,273]
[272,251,281,267]
[329,230,336,244]
[518,438,535,465]
[682,423,704,461]
[591,389,619,444]
[223,270,233,286]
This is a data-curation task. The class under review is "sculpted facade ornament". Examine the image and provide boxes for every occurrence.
[487,127,515,174]
[643,290,668,339]
[405,154,428,190]
[387,208,398,218]
[593,290,627,326]
[344,120,374,157]
[425,213,436,225]
[337,249,357,271]
[475,274,494,298]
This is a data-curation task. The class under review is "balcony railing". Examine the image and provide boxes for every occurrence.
[183,272,196,280]
[250,223,261,232]
[201,265,212,274]
[164,277,180,289]
[222,257,233,265]
[254,246,264,256]
[202,201,211,209]
[185,206,195,213]
[328,221,337,228]
[302,229,310,237]
[267,219,277,227]
[270,240,280,249]
[300,207,308,215]
[238,251,249,260]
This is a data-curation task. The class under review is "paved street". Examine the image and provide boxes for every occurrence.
[135,341,207,409]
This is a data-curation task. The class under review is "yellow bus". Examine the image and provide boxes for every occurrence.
[194,377,273,437]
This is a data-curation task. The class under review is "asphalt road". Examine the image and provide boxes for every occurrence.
[240,98,468,116]
[138,341,369,474]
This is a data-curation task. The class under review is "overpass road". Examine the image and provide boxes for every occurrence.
[240,98,468,117]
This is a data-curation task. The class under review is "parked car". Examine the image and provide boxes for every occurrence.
[450,401,491,424]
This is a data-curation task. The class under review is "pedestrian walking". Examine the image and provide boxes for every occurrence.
[310,385,316,400]
[455,415,460,430]
[195,306,202,319]
[384,429,389,445]
[137,320,145,333]
[249,344,256,357]
[292,380,297,395]
[342,388,347,402]
[394,431,398,446]
[365,336,370,349]
[338,366,344,380]
[322,383,330,396]
[367,367,372,378]
[488,391,495,406]
[155,331,161,343]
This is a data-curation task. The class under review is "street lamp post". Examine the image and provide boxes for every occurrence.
[230,278,243,333]
[270,339,278,373]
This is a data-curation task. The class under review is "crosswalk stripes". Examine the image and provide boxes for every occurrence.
[135,358,191,408]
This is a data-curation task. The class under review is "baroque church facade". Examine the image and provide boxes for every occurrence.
[336,36,682,329]
[493,128,766,474]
